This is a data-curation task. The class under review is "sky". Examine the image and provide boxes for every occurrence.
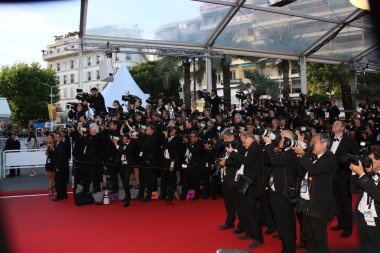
[0,0,205,68]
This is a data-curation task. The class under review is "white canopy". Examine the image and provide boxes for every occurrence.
[0,97,11,118]
[102,63,149,108]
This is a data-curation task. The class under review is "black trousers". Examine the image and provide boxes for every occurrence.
[333,176,353,230]
[200,169,210,198]
[222,184,236,227]
[107,160,119,193]
[82,164,101,193]
[54,169,68,198]
[237,188,263,243]
[357,213,380,253]
[9,168,20,176]
[303,211,329,253]
[181,169,200,199]
[259,191,276,229]
[297,212,306,243]
[72,160,83,192]
[270,191,296,253]
[119,164,132,203]
[161,168,177,198]
[138,167,155,199]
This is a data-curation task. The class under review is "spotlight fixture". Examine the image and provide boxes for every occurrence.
[349,0,370,11]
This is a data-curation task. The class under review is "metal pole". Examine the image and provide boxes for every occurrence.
[300,56,307,94]
[50,86,54,132]
[193,57,196,102]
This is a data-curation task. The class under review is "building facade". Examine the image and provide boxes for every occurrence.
[42,33,144,115]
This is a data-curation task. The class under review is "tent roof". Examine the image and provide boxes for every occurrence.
[101,63,149,108]
[79,0,379,70]
[0,97,11,118]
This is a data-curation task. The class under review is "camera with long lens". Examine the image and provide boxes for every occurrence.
[76,89,93,102]
[145,96,158,105]
[122,92,140,104]
[211,158,222,177]
[283,137,308,150]
[254,126,281,146]
[341,153,373,168]
[236,91,247,101]
[235,174,254,194]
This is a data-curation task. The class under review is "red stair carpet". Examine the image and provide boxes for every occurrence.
[0,192,360,253]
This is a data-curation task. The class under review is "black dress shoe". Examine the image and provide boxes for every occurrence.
[124,202,130,207]
[272,234,281,240]
[237,234,253,240]
[265,227,276,235]
[167,195,174,202]
[233,229,245,235]
[330,225,344,231]
[52,197,63,201]
[249,240,262,249]
[296,241,306,249]
[340,229,352,238]
[218,224,234,230]
[142,198,151,203]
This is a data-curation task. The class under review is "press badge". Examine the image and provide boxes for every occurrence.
[300,179,308,193]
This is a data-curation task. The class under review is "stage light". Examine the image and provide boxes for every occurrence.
[349,0,370,11]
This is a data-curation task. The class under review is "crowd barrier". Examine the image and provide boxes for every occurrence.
[1,149,72,179]
[0,137,45,151]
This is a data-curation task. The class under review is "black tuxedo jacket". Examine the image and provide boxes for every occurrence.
[223,143,244,189]
[298,151,337,215]
[229,141,265,198]
[53,141,69,172]
[188,140,204,169]
[163,135,183,168]
[332,135,359,177]
[117,140,139,166]
[264,143,298,193]
[351,173,380,226]
[329,105,340,123]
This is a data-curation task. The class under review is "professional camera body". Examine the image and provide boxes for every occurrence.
[122,93,140,104]
[341,153,373,168]
[76,89,93,103]
[282,187,300,204]
[236,91,247,101]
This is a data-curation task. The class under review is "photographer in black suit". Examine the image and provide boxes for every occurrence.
[330,120,359,238]
[209,89,221,118]
[226,131,265,249]
[262,130,298,253]
[80,123,103,193]
[52,132,69,201]
[113,134,139,207]
[350,145,380,253]
[218,129,245,234]
[138,125,160,202]
[161,127,182,202]
[90,87,107,116]
[293,133,337,253]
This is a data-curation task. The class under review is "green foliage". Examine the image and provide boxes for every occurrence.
[306,62,354,110]
[306,63,349,97]
[356,72,380,103]
[239,70,280,99]
[0,62,59,127]
[129,60,181,98]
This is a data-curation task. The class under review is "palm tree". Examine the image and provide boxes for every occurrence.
[239,69,280,100]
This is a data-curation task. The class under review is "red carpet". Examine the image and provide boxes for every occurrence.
[0,192,360,253]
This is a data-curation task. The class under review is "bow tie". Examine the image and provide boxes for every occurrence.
[333,138,340,142]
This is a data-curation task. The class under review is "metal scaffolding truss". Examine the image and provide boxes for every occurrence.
[78,0,379,68]
[65,41,224,58]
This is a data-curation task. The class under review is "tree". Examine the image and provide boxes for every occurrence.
[239,69,280,100]
[0,63,59,127]
[356,72,380,103]
[129,61,181,98]
[306,62,354,114]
